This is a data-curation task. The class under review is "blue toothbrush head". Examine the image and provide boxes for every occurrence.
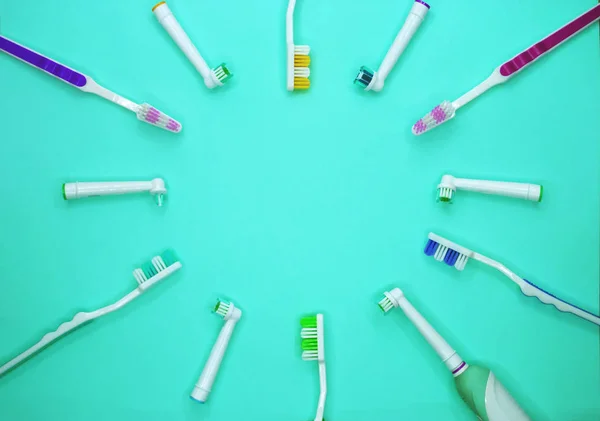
[424,233,474,271]
[354,66,374,89]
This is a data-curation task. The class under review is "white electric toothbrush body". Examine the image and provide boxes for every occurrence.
[191,300,241,403]
[437,174,542,203]
[63,178,167,206]
[379,288,530,421]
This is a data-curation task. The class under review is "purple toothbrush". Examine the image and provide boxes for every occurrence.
[413,4,600,135]
[0,36,181,133]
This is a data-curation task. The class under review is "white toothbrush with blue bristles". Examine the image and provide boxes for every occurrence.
[425,232,600,326]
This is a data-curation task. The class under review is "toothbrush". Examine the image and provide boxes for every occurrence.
[300,314,326,421]
[286,0,311,91]
[62,178,167,206]
[0,36,181,133]
[425,232,600,326]
[354,0,429,92]
[191,300,241,403]
[0,250,182,377]
[153,2,232,89]
[437,174,542,204]
[379,288,531,421]
[412,4,600,135]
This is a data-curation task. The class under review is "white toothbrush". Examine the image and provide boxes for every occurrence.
[425,232,600,326]
[191,300,241,403]
[301,313,326,421]
[153,1,232,89]
[62,178,167,206]
[437,174,542,203]
[0,36,181,133]
[354,0,429,91]
[413,4,600,135]
[0,250,182,377]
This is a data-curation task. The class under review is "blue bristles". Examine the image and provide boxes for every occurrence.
[354,66,374,88]
[424,239,439,256]
[444,249,459,266]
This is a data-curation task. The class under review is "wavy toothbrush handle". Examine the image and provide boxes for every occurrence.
[0,312,93,377]
[521,280,600,326]
[0,36,88,88]
[499,5,600,77]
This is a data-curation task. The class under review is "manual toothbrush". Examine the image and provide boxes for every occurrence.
[286,0,311,91]
[0,250,182,377]
[63,178,168,206]
[0,36,181,133]
[413,4,600,135]
[379,287,530,421]
[355,0,430,92]
[300,314,327,421]
[153,2,232,89]
[191,300,241,403]
[424,232,600,326]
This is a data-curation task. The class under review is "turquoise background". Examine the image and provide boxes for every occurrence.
[0,0,598,419]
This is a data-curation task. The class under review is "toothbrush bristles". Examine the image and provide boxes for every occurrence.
[412,100,456,135]
[437,187,454,203]
[212,63,233,84]
[378,296,394,313]
[424,239,469,270]
[134,249,179,285]
[293,44,311,90]
[137,103,182,133]
[214,300,231,317]
[354,66,373,89]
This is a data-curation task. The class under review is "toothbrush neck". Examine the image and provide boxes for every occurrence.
[83,79,138,112]
[286,0,296,44]
[453,71,505,110]
[397,296,465,375]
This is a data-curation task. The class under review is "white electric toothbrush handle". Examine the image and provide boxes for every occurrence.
[483,372,531,421]
[454,178,541,202]
[153,2,214,87]
[377,1,429,81]
[314,361,327,421]
[474,254,600,326]
[193,319,236,402]
[397,295,464,373]
[63,181,153,199]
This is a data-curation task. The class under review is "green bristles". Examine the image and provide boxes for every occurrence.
[301,338,318,350]
[160,249,178,266]
[140,249,178,279]
[301,316,317,328]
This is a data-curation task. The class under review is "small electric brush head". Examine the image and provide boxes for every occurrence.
[378,288,403,313]
[137,103,182,133]
[354,66,375,90]
[212,63,233,85]
[301,314,324,362]
[424,232,474,271]
[412,100,456,135]
[437,174,456,203]
[214,299,242,321]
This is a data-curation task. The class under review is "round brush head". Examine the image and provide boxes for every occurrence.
[354,66,374,89]
[437,186,454,203]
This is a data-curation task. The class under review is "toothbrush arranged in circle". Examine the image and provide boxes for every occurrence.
[436,174,542,204]
[424,232,600,326]
[355,0,429,92]
[0,250,182,377]
[300,314,327,421]
[62,178,168,206]
[0,36,181,133]
[191,300,241,403]
[153,2,232,89]
[413,4,600,135]
[286,0,311,91]
[379,288,531,421]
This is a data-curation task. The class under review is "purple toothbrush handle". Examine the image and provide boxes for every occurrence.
[500,5,600,77]
[0,36,87,87]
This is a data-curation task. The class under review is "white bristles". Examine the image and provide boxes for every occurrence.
[378,296,394,313]
[152,256,167,272]
[301,327,317,338]
[412,100,456,135]
[455,254,469,271]
[294,67,310,77]
[133,268,147,285]
[438,187,454,202]
[136,103,182,134]
[215,301,231,317]
[302,351,318,361]
[433,243,449,262]
[294,45,310,55]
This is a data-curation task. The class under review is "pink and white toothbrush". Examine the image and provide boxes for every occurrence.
[0,36,182,133]
[412,4,600,135]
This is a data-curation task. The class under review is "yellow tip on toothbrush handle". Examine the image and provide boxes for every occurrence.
[294,78,310,90]
[294,55,311,67]
[152,1,166,11]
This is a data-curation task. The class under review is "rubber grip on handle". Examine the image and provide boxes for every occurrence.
[499,5,600,77]
[521,279,600,325]
[0,36,87,87]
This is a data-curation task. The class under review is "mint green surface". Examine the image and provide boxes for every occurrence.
[0,0,599,420]
[455,365,491,420]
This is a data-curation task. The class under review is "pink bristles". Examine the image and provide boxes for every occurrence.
[412,100,455,135]
[136,103,182,133]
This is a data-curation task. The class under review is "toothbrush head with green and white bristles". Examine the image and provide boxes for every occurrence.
[191,299,242,403]
[300,314,326,421]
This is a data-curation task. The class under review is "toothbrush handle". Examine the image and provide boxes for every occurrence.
[0,312,93,377]
[455,179,541,202]
[521,279,600,326]
[192,320,236,402]
[0,36,88,89]
[314,362,327,421]
[377,1,429,81]
[499,4,600,77]
[63,181,152,199]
